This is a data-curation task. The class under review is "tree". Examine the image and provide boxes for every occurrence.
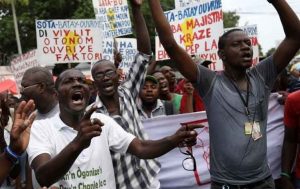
[266,47,276,57]
[0,0,241,66]
[223,11,240,28]
[0,0,88,65]
[0,0,29,55]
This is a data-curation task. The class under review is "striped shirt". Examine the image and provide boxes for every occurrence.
[91,52,161,189]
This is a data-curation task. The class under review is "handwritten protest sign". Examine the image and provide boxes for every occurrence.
[224,25,260,66]
[96,38,137,80]
[10,49,40,89]
[175,0,202,9]
[93,0,132,38]
[36,19,103,64]
[155,0,224,71]
[143,112,211,189]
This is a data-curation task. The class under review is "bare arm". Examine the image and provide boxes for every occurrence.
[180,82,194,113]
[0,128,7,153]
[32,142,83,187]
[281,126,297,188]
[0,153,15,185]
[270,0,300,73]
[147,59,157,75]
[31,108,103,187]
[127,124,201,159]
[131,0,151,54]
[148,0,198,82]
[0,100,36,184]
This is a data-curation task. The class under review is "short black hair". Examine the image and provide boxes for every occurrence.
[218,28,244,50]
[55,68,82,90]
[23,66,54,85]
[91,59,114,77]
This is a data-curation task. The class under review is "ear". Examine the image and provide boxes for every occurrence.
[39,83,46,93]
[218,49,226,61]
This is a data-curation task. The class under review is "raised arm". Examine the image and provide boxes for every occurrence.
[131,0,151,54]
[0,100,36,184]
[270,0,300,73]
[122,0,151,98]
[148,0,198,83]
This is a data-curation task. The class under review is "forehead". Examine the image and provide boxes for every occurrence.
[160,66,172,72]
[144,80,158,86]
[153,72,165,79]
[93,61,115,72]
[226,31,250,43]
[60,70,85,80]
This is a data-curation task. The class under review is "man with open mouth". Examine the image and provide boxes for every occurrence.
[26,69,201,189]
[89,0,163,188]
[148,0,300,188]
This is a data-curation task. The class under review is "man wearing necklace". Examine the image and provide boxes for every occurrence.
[147,0,300,188]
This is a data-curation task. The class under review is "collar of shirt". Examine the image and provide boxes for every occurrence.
[52,114,76,132]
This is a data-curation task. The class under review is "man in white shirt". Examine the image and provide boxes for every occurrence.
[27,69,200,188]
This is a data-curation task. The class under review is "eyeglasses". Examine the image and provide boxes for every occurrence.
[179,147,196,171]
[93,70,116,80]
[20,83,40,93]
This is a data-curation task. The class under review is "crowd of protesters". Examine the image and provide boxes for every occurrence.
[1,0,300,188]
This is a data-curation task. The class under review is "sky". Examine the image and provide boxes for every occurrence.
[222,0,300,54]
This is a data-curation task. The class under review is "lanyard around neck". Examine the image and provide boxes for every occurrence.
[227,75,250,117]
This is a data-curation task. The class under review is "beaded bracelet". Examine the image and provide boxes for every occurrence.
[4,146,20,165]
[280,172,291,179]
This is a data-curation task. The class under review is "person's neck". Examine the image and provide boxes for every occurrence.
[169,84,175,93]
[160,93,172,101]
[224,68,249,90]
[99,94,120,115]
[59,110,83,130]
[142,101,157,112]
[38,100,58,114]
[224,66,248,81]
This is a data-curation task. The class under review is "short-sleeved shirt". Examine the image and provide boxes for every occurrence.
[172,93,182,112]
[27,113,135,189]
[138,99,166,120]
[284,90,300,178]
[89,52,160,189]
[196,56,277,185]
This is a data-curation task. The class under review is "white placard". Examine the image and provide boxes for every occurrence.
[10,49,39,89]
[93,0,132,38]
[155,0,224,71]
[36,19,103,64]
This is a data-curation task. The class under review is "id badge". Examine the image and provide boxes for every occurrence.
[252,121,262,141]
[244,122,252,135]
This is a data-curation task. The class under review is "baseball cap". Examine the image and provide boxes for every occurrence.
[145,75,158,84]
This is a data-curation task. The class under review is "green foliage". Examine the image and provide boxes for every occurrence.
[223,11,239,28]
[0,0,89,65]
[266,47,276,57]
[0,0,241,66]
[71,0,94,19]
[258,44,264,57]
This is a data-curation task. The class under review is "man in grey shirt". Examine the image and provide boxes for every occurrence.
[148,0,300,188]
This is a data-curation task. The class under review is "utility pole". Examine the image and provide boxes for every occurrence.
[11,0,22,54]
